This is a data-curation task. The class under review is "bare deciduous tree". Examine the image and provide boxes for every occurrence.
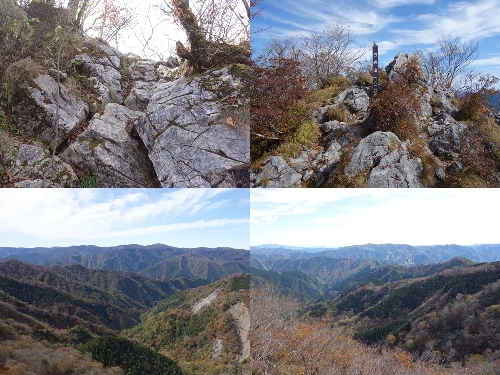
[300,24,366,89]
[89,0,134,47]
[416,35,479,90]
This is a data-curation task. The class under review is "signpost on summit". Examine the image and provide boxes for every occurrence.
[372,42,379,94]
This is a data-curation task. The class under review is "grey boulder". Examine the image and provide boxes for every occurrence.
[135,68,249,188]
[254,156,302,188]
[9,143,78,187]
[129,60,158,82]
[367,149,422,188]
[433,86,458,117]
[428,113,466,158]
[74,53,123,103]
[346,131,400,177]
[334,86,370,115]
[124,81,156,111]
[61,103,157,187]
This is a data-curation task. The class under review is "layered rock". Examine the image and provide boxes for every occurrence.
[74,40,124,103]
[333,86,370,116]
[253,156,302,188]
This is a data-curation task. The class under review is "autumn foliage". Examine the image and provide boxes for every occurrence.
[369,57,424,140]
[250,284,495,375]
[250,57,308,161]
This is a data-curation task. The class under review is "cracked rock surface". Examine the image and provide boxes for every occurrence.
[347,131,400,178]
[367,149,423,188]
[74,43,123,103]
[253,156,302,188]
[61,103,158,187]
[13,74,88,150]
[5,142,78,187]
[135,68,250,187]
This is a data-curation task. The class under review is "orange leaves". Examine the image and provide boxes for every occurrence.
[394,350,414,368]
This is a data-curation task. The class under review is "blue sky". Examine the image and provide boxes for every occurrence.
[252,0,500,87]
[0,189,249,249]
[251,189,500,247]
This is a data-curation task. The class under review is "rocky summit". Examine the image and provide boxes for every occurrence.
[1,39,249,188]
[251,52,499,188]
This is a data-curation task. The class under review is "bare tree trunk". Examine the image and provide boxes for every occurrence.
[170,0,250,72]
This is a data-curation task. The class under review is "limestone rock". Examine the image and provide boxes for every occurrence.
[433,86,458,117]
[128,60,158,82]
[334,86,370,115]
[93,39,123,69]
[74,53,123,103]
[134,68,249,188]
[61,103,157,187]
[322,120,348,133]
[254,156,302,188]
[124,81,156,111]
[367,149,422,188]
[13,74,88,150]
[428,113,466,158]
[346,131,400,177]
[9,143,78,187]
[386,53,412,81]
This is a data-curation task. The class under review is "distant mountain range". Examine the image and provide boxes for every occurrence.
[0,244,250,283]
[252,243,500,265]
[0,259,206,335]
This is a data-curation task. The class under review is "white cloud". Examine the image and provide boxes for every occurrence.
[251,190,500,247]
[471,54,500,66]
[372,0,436,8]
[92,218,250,239]
[0,189,238,243]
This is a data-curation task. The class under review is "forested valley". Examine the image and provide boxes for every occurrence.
[0,245,250,375]
[251,251,500,374]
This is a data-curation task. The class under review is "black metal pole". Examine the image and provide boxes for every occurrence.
[373,42,379,94]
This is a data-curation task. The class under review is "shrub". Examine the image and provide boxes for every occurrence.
[457,74,499,122]
[326,106,348,122]
[369,58,424,140]
[355,72,372,87]
[250,57,309,162]
[274,121,319,160]
[79,175,98,188]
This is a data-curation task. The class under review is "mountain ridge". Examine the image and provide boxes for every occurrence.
[0,244,250,283]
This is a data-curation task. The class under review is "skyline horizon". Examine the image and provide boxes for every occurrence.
[251,242,500,248]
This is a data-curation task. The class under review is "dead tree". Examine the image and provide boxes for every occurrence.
[167,0,250,72]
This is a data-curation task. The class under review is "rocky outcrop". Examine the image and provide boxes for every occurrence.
[432,86,458,117]
[346,131,399,177]
[135,68,249,188]
[428,113,466,159]
[3,36,251,188]
[13,74,88,150]
[385,53,412,81]
[74,40,124,103]
[5,142,78,187]
[367,149,423,188]
[252,51,500,188]
[252,156,302,188]
[61,104,158,187]
[334,86,370,116]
